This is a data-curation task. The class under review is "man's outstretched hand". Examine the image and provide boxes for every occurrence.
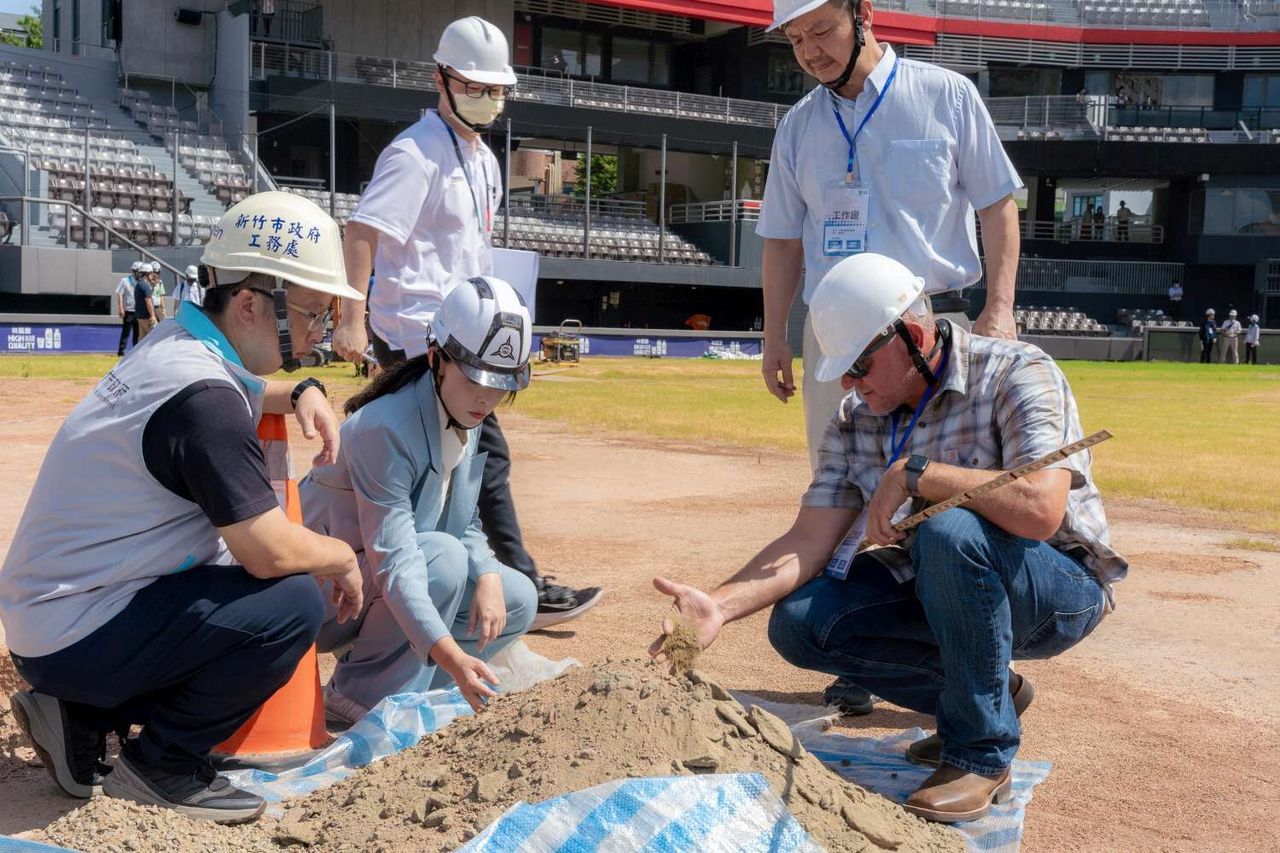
[647,576,726,661]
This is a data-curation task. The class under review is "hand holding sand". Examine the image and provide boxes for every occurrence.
[647,576,725,670]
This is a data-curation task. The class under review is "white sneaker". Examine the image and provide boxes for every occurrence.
[322,682,369,727]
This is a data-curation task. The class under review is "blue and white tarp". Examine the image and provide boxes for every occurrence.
[460,774,823,853]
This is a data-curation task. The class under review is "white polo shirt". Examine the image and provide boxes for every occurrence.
[350,110,501,358]
[757,45,1022,304]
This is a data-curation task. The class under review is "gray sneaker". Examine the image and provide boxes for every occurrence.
[103,742,265,823]
[10,690,109,798]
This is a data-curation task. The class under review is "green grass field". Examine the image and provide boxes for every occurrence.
[4,354,1278,530]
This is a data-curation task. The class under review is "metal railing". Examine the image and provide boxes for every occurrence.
[975,256,1183,295]
[978,217,1164,244]
[668,200,763,224]
[251,42,789,129]
[906,0,1280,30]
[0,194,187,281]
[985,95,1105,133]
[504,194,648,220]
[250,1,324,46]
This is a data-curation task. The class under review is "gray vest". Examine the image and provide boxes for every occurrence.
[0,321,265,657]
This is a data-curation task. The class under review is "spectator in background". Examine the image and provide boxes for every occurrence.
[1082,205,1094,240]
[1092,205,1106,240]
[134,267,157,339]
[1220,309,1243,364]
[0,209,12,244]
[1167,282,1183,321]
[1199,308,1217,363]
[1244,314,1261,365]
[115,262,142,356]
[1116,201,1131,242]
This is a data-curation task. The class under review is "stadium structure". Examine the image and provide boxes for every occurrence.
[1,0,1278,361]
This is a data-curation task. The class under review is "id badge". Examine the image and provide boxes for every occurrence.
[823,500,915,581]
[822,182,870,257]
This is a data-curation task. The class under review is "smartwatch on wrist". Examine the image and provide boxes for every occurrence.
[290,377,326,410]
[904,454,930,497]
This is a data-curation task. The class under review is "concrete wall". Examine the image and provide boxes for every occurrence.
[120,0,221,86]
[0,245,115,296]
[319,0,514,63]
[209,8,251,144]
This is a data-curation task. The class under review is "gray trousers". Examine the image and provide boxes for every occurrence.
[317,531,538,711]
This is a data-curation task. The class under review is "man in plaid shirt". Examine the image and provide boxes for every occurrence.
[650,253,1125,824]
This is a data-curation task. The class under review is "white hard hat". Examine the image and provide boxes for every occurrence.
[1206,308,1215,315]
[809,253,926,383]
[148,262,160,273]
[201,191,363,300]
[185,265,199,279]
[433,17,517,86]
[1229,309,1238,317]
[130,261,142,272]
[768,0,831,31]
[429,276,531,391]
[1250,314,1260,323]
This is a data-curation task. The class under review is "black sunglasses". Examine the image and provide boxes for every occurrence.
[844,321,905,380]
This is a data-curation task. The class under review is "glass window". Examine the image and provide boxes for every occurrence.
[1194,187,1280,235]
[1158,75,1213,107]
[541,28,601,77]
[1244,74,1280,109]
[651,42,669,87]
[612,37,650,84]
[767,48,805,95]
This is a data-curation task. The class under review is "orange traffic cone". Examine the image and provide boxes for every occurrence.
[212,412,332,769]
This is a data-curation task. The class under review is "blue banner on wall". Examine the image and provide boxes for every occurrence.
[2,324,121,354]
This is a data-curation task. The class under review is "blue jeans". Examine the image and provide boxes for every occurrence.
[768,508,1106,775]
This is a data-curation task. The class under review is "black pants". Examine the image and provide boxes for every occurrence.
[12,566,323,773]
[117,311,137,355]
[1200,341,1215,363]
[1246,343,1259,365]
[370,331,539,581]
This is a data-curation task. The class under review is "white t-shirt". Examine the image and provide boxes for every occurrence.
[172,278,204,307]
[350,111,502,358]
[757,46,1022,303]
[115,275,136,311]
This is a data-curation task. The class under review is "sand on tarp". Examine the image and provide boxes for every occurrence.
[34,660,963,853]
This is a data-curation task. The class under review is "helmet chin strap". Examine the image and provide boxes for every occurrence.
[268,279,300,373]
[821,10,865,93]
[429,350,468,430]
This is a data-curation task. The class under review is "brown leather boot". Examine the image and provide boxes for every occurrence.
[904,764,1012,823]
[906,672,1035,768]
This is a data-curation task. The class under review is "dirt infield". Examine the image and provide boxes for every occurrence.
[0,377,1277,851]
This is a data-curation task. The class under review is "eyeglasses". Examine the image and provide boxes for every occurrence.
[843,323,902,380]
[287,301,333,332]
[443,71,509,100]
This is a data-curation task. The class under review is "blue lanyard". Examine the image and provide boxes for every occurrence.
[439,113,490,236]
[886,341,950,469]
[830,55,899,182]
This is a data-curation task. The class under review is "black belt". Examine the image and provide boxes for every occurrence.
[929,290,970,314]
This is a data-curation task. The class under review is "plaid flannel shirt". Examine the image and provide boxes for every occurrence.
[804,322,1127,599]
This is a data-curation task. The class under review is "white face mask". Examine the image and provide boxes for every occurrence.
[454,93,504,128]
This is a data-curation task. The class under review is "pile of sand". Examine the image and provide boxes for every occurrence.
[35,660,962,853]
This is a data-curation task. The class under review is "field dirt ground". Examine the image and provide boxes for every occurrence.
[0,378,1277,852]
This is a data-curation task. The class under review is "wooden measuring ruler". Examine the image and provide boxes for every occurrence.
[875,429,1113,542]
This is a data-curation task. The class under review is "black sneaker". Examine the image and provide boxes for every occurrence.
[103,741,266,823]
[531,577,603,631]
[823,677,875,716]
[10,690,110,798]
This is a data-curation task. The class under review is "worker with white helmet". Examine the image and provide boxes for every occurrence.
[301,276,538,720]
[148,262,169,321]
[0,191,365,823]
[134,261,159,339]
[756,0,1023,467]
[114,261,143,355]
[1244,313,1261,365]
[1219,308,1243,364]
[1199,308,1218,363]
[172,264,205,308]
[651,253,1124,824]
[333,15,602,629]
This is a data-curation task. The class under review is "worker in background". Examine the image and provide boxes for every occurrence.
[115,261,142,356]
[755,0,1022,715]
[1199,308,1217,364]
[134,263,158,339]
[331,16,602,630]
[149,263,168,321]
[1244,314,1260,365]
[651,252,1123,824]
[0,192,365,824]
[1219,308,1242,364]
[172,265,205,308]
[302,277,538,722]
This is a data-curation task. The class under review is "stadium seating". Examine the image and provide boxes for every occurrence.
[277,186,362,225]
[1015,306,1112,336]
[492,203,715,265]
[1106,125,1211,143]
[942,1,1053,20]
[1078,0,1210,26]
[1116,307,1194,334]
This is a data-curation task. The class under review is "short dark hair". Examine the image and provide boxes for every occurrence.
[201,272,282,316]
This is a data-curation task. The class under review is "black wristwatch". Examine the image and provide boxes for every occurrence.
[290,377,326,409]
[904,454,930,497]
